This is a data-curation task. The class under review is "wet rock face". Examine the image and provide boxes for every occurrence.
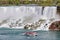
[49,21,60,30]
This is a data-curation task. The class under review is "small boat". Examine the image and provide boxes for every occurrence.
[24,32,37,36]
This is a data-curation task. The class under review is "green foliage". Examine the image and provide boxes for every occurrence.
[0,0,59,6]
[8,0,20,5]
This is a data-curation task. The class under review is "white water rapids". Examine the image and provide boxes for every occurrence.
[0,6,57,30]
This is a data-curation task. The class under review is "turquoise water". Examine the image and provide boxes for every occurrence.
[0,28,60,40]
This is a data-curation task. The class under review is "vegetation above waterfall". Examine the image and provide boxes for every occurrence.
[0,0,59,6]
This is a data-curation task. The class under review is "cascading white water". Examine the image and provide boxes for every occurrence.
[39,6,57,30]
[0,6,42,28]
[0,6,57,30]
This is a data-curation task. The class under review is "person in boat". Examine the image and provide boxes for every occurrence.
[24,32,37,36]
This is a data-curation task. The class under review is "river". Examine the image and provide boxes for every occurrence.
[0,28,60,40]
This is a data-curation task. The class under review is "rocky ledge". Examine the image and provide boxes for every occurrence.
[49,21,60,30]
[24,19,45,30]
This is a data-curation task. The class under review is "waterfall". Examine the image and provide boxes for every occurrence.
[0,6,57,30]
[0,6,42,28]
[39,6,57,30]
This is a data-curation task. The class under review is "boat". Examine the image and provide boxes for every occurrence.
[24,32,37,36]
